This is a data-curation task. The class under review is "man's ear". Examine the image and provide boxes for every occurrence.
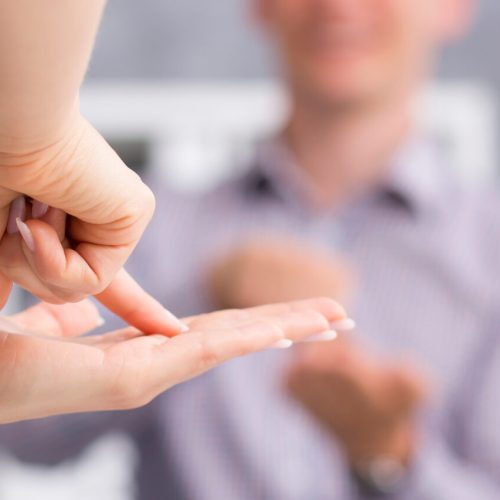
[438,0,477,43]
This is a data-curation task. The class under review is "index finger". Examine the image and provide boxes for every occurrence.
[95,268,187,336]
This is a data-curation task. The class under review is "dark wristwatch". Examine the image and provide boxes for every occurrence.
[351,455,408,496]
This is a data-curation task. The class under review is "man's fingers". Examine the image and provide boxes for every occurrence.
[9,299,102,338]
[96,268,186,336]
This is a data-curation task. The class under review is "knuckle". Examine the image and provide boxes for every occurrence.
[89,277,109,296]
[34,261,62,285]
[127,182,155,222]
[113,183,155,243]
[46,284,87,303]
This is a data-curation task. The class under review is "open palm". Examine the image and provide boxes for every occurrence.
[0,297,344,423]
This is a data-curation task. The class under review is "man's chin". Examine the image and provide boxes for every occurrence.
[298,81,385,112]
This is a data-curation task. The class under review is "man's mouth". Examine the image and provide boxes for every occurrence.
[306,23,375,55]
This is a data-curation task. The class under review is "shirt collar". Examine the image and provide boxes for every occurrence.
[244,134,449,218]
[383,135,450,216]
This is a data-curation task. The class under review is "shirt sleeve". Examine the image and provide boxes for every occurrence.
[0,403,156,466]
[400,434,500,499]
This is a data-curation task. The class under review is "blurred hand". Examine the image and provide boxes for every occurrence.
[0,296,345,423]
[209,239,354,309]
[287,338,429,464]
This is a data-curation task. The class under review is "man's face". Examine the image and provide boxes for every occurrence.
[256,0,471,108]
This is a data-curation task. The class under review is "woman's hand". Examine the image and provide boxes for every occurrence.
[0,115,155,304]
[0,1,185,334]
[0,296,345,424]
[0,116,187,336]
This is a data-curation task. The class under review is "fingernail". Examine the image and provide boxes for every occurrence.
[7,196,26,234]
[16,218,35,252]
[271,339,294,349]
[301,330,337,343]
[173,318,190,333]
[32,200,49,219]
[96,316,106,327]
[331,318,356,331]
[163,308,190,334]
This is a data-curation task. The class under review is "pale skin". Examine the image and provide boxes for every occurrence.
[0,0,183,334]
[207,0,474,465]
[0,296,346,424]
[0,1,352,423]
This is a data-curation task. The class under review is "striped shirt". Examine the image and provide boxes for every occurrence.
[2,136,500,500]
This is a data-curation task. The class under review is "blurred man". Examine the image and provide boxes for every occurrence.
[2,0,500,498]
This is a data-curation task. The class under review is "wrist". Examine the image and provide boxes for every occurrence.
[0,102,81,160]
[351,455,410,496]
[347,421,415,465]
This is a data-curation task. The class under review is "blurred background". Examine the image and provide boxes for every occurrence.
[2,0,500,498]
[83,0,500,193]
[87,0,500,83]
[81,0,500,188]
